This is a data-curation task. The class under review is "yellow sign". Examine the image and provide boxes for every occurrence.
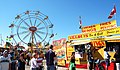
[53,38,66,66]
[82,20,117,33]
[66,46,74,64]
[91,40,106,47]
[68,27,120,40]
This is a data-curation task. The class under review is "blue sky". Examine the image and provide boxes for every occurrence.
[0,0,120,47]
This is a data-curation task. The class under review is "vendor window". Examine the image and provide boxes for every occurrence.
[106,42,120,52]
[74,45,85,58]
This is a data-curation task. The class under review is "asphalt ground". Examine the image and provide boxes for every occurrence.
[25,65,87,70]
[25,60,88,70]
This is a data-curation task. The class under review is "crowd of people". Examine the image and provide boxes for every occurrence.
[0,44,120,70]
[29,45,57,70]
[0,48,32,70]
[0,45,58,70]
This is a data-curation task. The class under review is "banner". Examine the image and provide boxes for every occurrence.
[68,27,120,40]
[82,20,117,33]
[66,45,74,64]
[53,38,66,66]
[91,40,106,47]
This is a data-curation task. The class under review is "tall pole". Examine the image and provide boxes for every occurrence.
[32,33,34,44]
[31,32,34,53]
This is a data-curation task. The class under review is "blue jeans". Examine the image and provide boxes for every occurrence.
[47,65,55,70]
[105,59,110,66]
[31,68,37,70]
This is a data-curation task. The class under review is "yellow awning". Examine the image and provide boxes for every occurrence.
[104,36,120,40]
[70,40,91,45]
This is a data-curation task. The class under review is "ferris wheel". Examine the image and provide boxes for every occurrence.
[9,10,54,46]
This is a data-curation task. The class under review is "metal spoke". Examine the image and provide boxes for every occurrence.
[34,15,38,26]
[15,25,28,30]
[13,37,17,45]
[35,32,43,40]
[34,18,37,26]
[37,31,46,35]
[36,21,43,27]
[23,32,31,40]
[28,14,32,26]
[18,31,29,35]
[37,32,51,36]
[37,27,46,30]
[19,17,30,27]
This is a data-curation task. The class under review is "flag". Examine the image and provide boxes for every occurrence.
[108,5,116,19]
[79,16,82,29]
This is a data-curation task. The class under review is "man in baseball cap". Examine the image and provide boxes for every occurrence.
[0,50,11,70]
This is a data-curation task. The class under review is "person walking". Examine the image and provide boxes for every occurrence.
[18,54,26,70]
[45,45,57,70]
[37,51,44,70]
[114,50,120,70]
[30,53,39,70]
[69,52,76,70]
[27,51,32,66]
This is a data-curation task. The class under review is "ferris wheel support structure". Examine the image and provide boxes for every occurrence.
[9,10,54,52]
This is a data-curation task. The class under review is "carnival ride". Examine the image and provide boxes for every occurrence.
[9,11,54,49]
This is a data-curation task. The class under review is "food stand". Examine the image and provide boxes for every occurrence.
[67,20,120,69]
[66,40,90,69]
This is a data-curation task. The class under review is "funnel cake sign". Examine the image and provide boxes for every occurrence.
[82,20,116,33]
[68,27,120,40]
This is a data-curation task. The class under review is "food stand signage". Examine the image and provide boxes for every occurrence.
[68,27,120,40]
[82,20,116,33]
[91,40,106,47]
[53,38,66,66]
[66,45,75,64]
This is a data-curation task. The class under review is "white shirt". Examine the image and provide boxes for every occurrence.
[104,51,109,59]
[0,56,11,70]
[30,58,39,69]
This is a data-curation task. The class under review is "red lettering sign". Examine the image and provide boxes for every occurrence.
[92,41,105,47]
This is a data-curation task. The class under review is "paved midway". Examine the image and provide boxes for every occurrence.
[25,65,68,70]
[25,65,87,70]
[25,60,87,70]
